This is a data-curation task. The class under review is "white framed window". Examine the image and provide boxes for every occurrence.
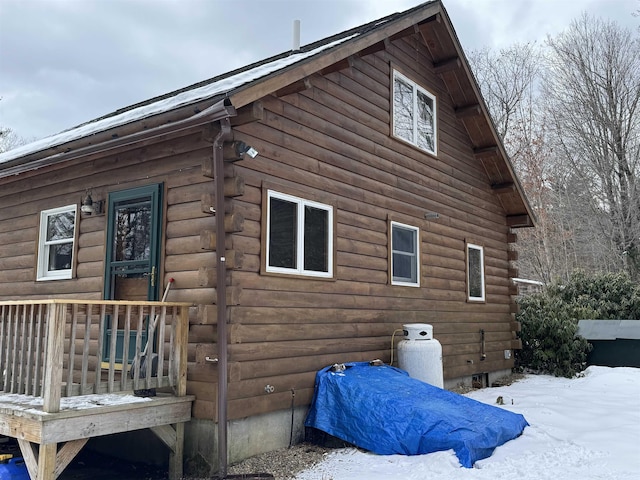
[466,242,485,301]
[392,70,437,155]
[37,204,77,280]
[266,190,333,278]
[390,221,420,287]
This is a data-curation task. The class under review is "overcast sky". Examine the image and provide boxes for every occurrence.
[0,0,638,143]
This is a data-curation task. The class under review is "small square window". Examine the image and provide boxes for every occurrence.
[390,221,420,287]
[37,204,77,280]
[266,190,333,278]
[392,70,437,155]
[467,242,485,301]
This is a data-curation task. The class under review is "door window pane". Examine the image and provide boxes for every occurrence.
[114,203,151,262]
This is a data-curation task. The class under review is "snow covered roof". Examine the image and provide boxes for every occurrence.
[513,278,545,286]
[0,3,432,169]
[577,320,640,340]
[0,37,352,167]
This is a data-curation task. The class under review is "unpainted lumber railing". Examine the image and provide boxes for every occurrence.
[0,300,190,413]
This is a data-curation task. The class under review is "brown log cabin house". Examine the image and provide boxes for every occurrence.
[0,1,534,478]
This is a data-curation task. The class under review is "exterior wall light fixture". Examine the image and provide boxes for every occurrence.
[81,190,103,215]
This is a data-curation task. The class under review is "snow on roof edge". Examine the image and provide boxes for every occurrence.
[577,319,640,340]
[513,278,545,286]
[0,33,359,167]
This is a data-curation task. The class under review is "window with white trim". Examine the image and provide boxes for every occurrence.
[392,70,437,155]
[466,242,485,301]
[266,190,333,278]
[390,221,420,287]
[37,204,77,280]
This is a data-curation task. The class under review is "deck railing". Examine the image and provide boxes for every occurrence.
[0,300,190,413]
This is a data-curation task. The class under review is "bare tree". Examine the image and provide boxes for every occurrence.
[469,43,540,156]
[0,125,25,154]
[469,18,639,282]
[0,98,28,154]
[469,43,577,282]
[544,14,640,280]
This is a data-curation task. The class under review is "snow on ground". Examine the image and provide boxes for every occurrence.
[294,366,640,480]
[0,392,152,415]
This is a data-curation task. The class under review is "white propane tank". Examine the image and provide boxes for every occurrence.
[398,323,444,388]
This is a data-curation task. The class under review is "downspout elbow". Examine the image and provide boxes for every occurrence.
[213,117,233,152]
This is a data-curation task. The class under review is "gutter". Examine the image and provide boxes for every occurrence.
[0,98,232,179]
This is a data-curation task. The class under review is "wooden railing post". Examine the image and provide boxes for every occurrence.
[42,302,65,413]
[175,306,189,397]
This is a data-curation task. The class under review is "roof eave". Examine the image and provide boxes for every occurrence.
[436,5,536,228]
[0,98,233,180]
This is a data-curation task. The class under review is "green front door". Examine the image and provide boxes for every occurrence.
[103,183,163,363]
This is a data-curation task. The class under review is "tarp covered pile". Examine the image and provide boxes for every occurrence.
[305,362,529,467]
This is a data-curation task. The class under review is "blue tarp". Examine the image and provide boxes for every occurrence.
[305,362,529,467]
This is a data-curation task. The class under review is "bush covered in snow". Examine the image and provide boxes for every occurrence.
[515,271,640,377]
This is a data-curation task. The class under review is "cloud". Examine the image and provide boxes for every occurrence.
[0,0,637,141]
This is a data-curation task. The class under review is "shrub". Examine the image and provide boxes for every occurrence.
[515,271,640,377]
[516,293,591,377]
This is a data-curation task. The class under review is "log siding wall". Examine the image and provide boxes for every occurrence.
[0,33,518,423]
[223,36,517,418]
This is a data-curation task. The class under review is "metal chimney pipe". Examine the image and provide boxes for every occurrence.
[292,20,300,51]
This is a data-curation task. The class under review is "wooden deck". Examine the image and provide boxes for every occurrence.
[0,300,193,480]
